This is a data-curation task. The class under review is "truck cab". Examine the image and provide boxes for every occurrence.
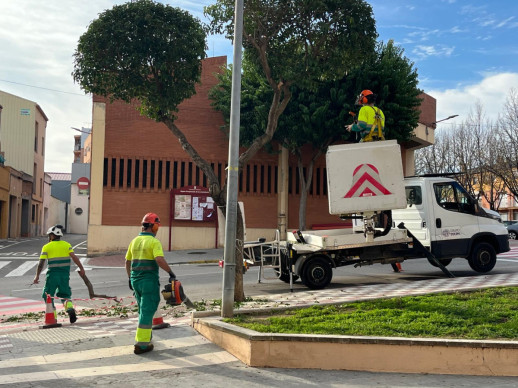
[392,177,509,272]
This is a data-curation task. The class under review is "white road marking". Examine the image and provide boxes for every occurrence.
[5,261,38,277]
[0,261,11,270]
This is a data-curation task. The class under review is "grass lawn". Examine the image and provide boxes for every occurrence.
[226,287,518,340]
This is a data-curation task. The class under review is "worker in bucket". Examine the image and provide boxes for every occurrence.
[126,212,176,355]
[346,89,385,142]
[33,225,85,323]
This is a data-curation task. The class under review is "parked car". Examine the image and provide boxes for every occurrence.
[507,223,518,240]
[503,220,518,227]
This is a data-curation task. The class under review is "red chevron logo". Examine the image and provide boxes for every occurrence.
[344,164,392,198]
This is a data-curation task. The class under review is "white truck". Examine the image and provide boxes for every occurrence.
[244,140,509,290]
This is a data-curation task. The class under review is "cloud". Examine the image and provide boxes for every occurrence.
[408,29,441,41]
[0,0,223,173]
[412,45,455,59]
[427,73,518,127]
[449,26,467,34]
[496,16,516,28]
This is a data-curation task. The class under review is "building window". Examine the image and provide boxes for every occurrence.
[33,163,37,194]
[34,123,38,152]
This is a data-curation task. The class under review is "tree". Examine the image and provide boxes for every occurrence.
[415,129,457,175]
[415,104,506,210]
[71,1,252,298]
[205,0,377,165]
[494,89,518,201]
[454,104,504,210]
[346,40,422,143]
[210,40,421,229]
[73,0,376,302]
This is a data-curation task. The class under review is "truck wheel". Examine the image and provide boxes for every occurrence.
[302,257,332,289]
[468,243,496,273]
[427,258,452,268]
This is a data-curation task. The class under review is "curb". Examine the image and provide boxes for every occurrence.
[192,316,518,376]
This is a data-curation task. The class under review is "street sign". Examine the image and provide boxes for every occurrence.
[77,177,90,191]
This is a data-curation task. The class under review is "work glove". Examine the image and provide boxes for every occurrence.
[168,271,176,283]
[128,279,133,291]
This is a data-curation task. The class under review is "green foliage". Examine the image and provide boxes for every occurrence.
[209,60,272,145]
[344,40,422,142]
[226,287,518,339]
[72,0,207,121]
[205,0,377,89]
[210,40,421,150]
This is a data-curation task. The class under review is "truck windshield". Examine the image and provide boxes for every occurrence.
[434,182,475,214]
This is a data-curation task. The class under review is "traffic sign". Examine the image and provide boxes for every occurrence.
[77,177,90,190]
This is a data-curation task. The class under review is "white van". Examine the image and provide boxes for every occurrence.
[392,177,510,272]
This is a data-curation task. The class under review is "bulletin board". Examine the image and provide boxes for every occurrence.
[170,186,215,222]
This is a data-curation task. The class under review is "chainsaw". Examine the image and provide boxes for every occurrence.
[161,272,195,308]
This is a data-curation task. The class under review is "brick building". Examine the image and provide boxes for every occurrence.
[87,56,436,254]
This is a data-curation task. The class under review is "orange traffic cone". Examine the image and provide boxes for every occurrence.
[40,294,62,329]
[152,308,170,330]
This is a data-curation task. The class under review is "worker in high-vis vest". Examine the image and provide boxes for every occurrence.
[33,225,85,323]
[346,89,386,142]
[126,213,176,355]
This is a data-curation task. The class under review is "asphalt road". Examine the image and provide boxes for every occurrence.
[1,235,517,306]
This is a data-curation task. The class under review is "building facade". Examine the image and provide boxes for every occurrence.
[87,56,436,254]
[0,91,48,237]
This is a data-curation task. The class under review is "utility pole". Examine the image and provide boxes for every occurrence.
[221,0,244,318]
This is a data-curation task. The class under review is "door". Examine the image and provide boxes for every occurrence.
[430,180,479,258]
[392,183,430,247]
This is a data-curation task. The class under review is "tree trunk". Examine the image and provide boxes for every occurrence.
[161,118,248,301]
[297,152,320,231]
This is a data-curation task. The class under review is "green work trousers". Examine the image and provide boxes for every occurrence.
[42,272,73,309]
[131,276,160,348]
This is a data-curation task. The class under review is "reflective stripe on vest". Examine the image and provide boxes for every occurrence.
[47,257,71,268]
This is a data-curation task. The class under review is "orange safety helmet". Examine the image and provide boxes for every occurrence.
[357,89,374,105]
[142,212,161,234]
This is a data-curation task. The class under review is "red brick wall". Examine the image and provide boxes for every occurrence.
[418,93,436,128]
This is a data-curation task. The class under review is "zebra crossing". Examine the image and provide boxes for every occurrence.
[2,246,516,278]
[0,256,91,278]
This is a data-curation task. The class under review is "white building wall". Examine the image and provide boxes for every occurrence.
[69,183,88,234]
[43,174,51,232]
[48,196,67,229]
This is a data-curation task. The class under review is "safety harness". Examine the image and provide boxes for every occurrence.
[362,106,385,142]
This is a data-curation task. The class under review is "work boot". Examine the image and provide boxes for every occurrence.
[134,344,154,355]
[67,308,77,324]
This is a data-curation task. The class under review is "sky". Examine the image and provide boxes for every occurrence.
[1,0,517,173]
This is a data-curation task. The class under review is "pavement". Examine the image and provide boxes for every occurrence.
[1,249,518,386]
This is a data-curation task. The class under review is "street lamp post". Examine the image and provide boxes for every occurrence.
[425,115,459,135]
[432,114,459,126]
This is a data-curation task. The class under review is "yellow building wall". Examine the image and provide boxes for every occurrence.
[0,91,37,173]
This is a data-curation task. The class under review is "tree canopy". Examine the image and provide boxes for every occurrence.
[205,0,378,165]
[210,40,422,228]
[72,0,206,121]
